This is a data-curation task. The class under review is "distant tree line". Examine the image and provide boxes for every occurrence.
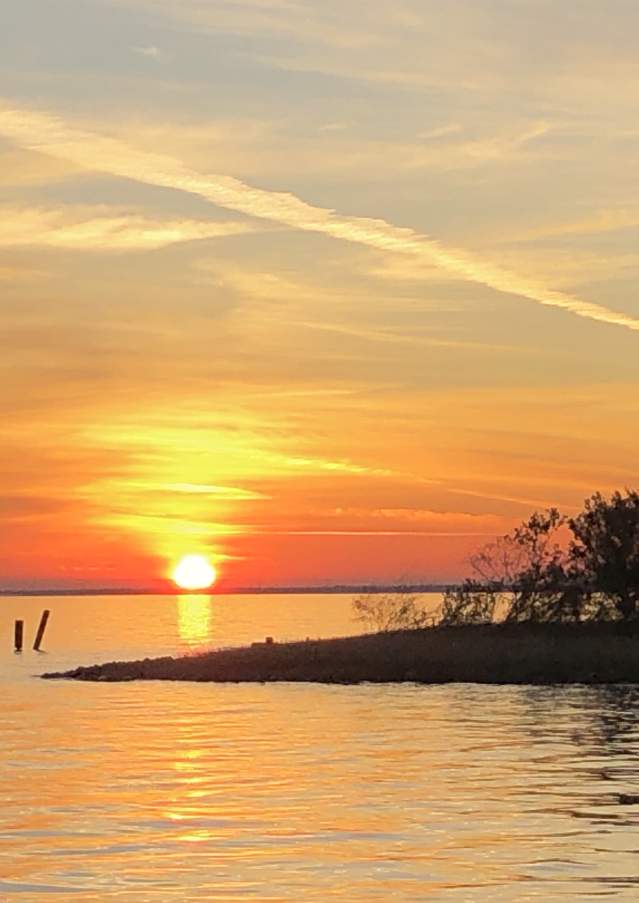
[353,490,639,631]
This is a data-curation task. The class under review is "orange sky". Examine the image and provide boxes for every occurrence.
[2,1,639,589]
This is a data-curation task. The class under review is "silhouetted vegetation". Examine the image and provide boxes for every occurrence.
[442,490,639,625]
[352,588,432,632]
[350,491,639,632]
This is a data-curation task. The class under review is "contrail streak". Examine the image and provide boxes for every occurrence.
[2,104,638,332]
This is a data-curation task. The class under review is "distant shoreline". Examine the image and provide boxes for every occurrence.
[0,584,455,598]
[42,622,639,686]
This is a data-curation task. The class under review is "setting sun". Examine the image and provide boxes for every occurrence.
[172,555,217,591]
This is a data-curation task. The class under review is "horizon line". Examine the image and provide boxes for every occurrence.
[0,582,458,598]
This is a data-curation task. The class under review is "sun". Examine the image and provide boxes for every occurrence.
[172,554,217,591]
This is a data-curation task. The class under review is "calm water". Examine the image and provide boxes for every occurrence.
[2,594,639,901]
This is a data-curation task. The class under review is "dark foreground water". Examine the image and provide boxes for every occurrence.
[2,594,639,900]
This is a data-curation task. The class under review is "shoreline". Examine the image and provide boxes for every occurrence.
[42,622,639,685]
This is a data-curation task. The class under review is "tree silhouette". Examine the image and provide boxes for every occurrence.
[569,491,639,621]
[441,508,570,625]
[441,490,639,625]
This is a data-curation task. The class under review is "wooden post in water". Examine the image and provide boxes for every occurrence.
[33,609,50,652]
[14,620,24,653]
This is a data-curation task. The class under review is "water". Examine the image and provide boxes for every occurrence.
[2,594,639,901]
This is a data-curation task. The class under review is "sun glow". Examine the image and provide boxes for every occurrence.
[172,555,217,591]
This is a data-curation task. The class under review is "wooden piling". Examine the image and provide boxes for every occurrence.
[33,609,50,652]
[14,620,24,653]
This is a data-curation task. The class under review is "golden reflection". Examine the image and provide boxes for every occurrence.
[176,594,213,645]
[160,723,215,842]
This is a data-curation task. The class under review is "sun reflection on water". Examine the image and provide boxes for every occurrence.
[176,594,213,646]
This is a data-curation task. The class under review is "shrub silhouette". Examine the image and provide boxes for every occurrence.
[352,589,431,632]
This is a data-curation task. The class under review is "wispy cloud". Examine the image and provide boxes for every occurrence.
[0,263,48,283]
[76,407,411,559]
[418,123,463,141]
[162,483,268,499]
[0,147,75,188]
[294,319,524,352]
[0,207,253,251]
[1,104,638,332]
[131,45,169,62]
[262,529,498,536]
[504,208,639,242]
[96,480,270,500]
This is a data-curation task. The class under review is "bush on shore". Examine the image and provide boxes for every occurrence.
[352,587,433,632]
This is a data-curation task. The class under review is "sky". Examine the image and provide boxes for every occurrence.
[1,0,638,589]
